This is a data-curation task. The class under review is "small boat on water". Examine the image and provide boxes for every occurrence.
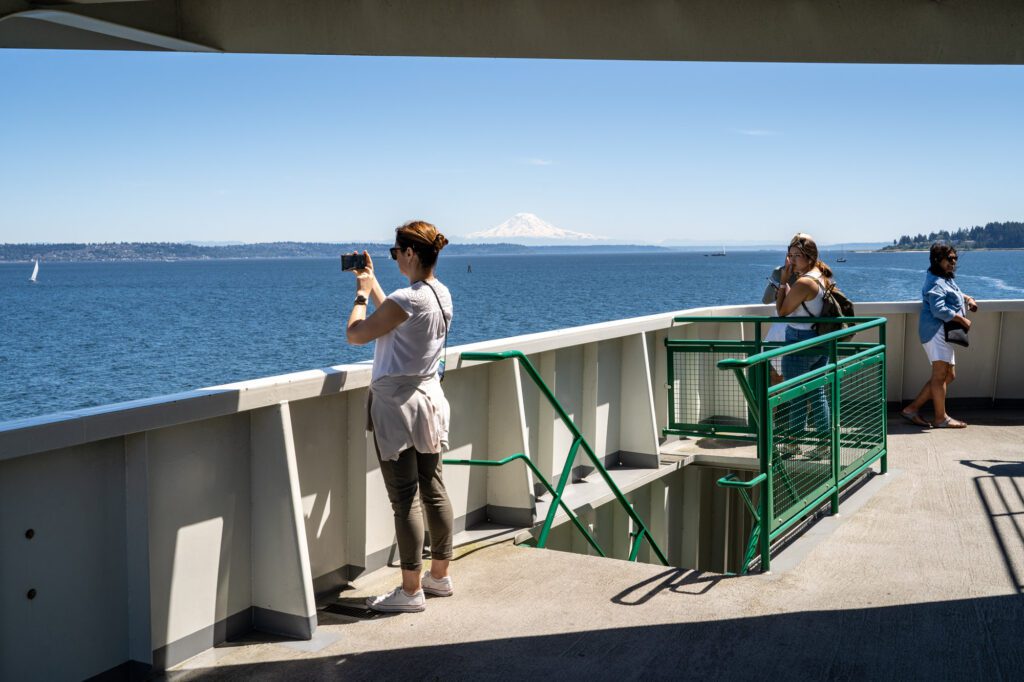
[29,259,39,282]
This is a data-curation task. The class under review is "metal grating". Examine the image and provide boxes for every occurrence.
[838,358,885,477]
[670,348,750,430]
[770,374,834,529]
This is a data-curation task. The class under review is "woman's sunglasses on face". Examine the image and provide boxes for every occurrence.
[946,255,958,263]
[389,246,402,260]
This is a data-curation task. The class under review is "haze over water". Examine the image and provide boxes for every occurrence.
[3,249,1023,423]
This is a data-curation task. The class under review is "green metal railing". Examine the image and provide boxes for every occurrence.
[444,350,669,566]
[667,316,888,574]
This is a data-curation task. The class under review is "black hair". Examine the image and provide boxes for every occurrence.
[928,242,957,279]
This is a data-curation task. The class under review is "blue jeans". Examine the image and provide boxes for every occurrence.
[781,326,830,435]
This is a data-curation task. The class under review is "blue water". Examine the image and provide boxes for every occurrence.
[3,249,1023,423]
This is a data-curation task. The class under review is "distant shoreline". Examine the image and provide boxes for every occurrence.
[4,243,1021,264]
[877,247,1024,253]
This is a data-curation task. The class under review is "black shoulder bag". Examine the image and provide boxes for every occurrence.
[944,319,969,347]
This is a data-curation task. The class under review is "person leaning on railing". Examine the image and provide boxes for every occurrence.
[345,220,456,613]
[762,250,802,385]
[899,243,978,429]
[774,233,832,444]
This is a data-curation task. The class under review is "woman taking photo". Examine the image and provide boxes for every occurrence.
[774,233,832,443]
[345,220,455,613]
[899,243,977,429]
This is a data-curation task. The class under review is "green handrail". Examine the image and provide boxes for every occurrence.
[442,452,604,556]
[458,350,670,566]
[712,317,886,370]
[717,473,766,574]
[673,315,889,573]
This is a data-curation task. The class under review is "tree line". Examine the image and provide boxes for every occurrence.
[0,241,666,262]
[0,241,533,261]
[884,221,1024,250]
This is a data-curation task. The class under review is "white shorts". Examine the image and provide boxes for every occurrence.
[923,331,955,365]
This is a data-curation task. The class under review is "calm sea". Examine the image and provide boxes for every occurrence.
[3,249,1023,423]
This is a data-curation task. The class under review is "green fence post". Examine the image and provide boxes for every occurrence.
[830,338,841,515]
[758,360,772,573]
[880,322,889,475]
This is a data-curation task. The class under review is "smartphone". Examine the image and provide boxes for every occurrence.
[341,253,367,271]
[765,277,780,289]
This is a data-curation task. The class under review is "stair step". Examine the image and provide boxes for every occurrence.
[453,457,693,548]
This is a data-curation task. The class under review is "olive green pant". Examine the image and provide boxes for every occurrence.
[377,446,454,572]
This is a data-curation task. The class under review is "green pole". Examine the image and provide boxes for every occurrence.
[758,360,772,573]
[880,322,889,475]
[830,338,841,515]
[536,437,583,549]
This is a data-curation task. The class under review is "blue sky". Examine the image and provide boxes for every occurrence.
[1,50,1021,245]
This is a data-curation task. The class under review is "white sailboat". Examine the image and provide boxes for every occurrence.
[29,259,39,283]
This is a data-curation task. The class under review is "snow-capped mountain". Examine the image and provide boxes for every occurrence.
[465,213,609,242]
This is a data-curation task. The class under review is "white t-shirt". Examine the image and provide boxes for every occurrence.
[371,280,453,382]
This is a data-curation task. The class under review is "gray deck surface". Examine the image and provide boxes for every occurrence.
[164,411,1024,680]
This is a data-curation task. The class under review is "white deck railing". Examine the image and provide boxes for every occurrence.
[2,299,1023,679]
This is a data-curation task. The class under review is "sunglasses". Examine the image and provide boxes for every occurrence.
[946,256,958,262]
[389,246,402,260]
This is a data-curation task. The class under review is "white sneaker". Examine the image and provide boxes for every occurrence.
[366,586,426,613]
[421,571,454,597]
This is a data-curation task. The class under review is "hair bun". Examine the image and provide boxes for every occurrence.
[433,233,449,250]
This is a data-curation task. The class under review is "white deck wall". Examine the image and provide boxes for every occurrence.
[2,300,1023,678]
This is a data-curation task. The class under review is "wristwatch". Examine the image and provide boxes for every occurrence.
[354,294,367,306]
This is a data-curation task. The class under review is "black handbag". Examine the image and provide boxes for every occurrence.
[944,320,969,347]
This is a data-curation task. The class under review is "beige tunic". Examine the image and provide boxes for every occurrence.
[367,374,450,461]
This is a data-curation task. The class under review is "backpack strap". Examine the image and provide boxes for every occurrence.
[798,273,830,317]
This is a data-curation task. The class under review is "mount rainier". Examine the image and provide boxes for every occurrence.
[464,213,609,243]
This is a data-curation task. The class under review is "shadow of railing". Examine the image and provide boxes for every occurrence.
[961,459,1024,595]
[611,568,728,605]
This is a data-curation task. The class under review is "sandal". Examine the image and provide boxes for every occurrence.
[932,416,967,429]
[899,410,930,428]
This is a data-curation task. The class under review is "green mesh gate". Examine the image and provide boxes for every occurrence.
[666,340,759,440]
[667,316,888,574]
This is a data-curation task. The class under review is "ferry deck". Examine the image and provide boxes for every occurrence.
[1,300,1023,679]
[3,3,1024,678]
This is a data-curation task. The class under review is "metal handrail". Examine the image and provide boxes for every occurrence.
[711,317,886,369]
[442,453,604,556]
[456,350,670,566]
[669,315,888,574]
[717,472,767,574]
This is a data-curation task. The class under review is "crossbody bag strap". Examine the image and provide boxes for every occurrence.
[421,280,449,381]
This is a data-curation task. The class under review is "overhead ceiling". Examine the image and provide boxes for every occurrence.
[1,0,1023,64]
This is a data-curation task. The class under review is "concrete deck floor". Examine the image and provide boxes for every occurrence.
[164,411,1024,680]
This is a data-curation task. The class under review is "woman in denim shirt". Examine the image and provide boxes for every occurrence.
[899,243,978,428]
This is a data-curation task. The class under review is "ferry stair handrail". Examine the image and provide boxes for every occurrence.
[669,315,888,574]
[444,349,670,566]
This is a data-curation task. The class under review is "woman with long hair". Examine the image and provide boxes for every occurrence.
[345,220,455,612]
[774,233,832,452]
[899,243,977,428]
